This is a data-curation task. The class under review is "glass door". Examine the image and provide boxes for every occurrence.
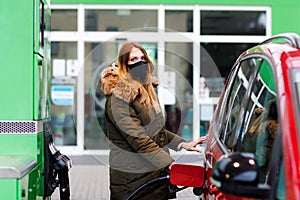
[84,40,158,150]
[164,42,194,140]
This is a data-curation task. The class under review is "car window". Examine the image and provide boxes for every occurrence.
[217,66,239,141]
[238,60,278,183]
[276,161,286,199]
[220,58,262,151]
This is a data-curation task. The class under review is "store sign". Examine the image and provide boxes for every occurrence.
[51,85,74,106]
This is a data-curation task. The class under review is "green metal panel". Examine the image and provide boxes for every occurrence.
[0,0,50,198]
[0,135,39,160]
[28,163,45,199]
[34,46,52,121]
[33,0,52,120]
[33,0,43,120]
[51,0,291,5]
[52,0,273,4]
[0,0,50,120]
[33,54,41,120]
[0,0,34,120]
[0,179,19,200]
[34,0,40,55]
[0,169,43,200]
[272,4,300,35]
[33,54,49,121]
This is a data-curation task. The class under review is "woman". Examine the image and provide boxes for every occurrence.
[99,42,207,200]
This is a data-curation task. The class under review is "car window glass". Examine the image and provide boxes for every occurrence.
[239,60,278,183]
[276,162,286,199]
[218,68,240,142]
[220,58,262,151]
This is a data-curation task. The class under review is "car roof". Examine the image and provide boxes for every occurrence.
[239,42,300,73]
[249,33,300,71]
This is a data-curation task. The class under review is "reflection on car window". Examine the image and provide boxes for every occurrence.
[221,58,261,150]
[239,60,278,183]
[276,162,286,200]
[216,65,238,139]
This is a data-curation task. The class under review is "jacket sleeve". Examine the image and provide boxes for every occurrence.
[106,95,174,168]
[163,128,186,151]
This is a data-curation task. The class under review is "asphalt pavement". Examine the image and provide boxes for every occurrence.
[51,151,204,200]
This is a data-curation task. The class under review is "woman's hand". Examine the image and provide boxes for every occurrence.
[181,135,208,153]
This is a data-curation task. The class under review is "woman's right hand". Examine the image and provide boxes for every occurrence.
[181,135,208,152]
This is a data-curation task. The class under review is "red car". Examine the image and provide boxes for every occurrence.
[171,33,300,199]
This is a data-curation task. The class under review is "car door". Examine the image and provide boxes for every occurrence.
[229,57,284,199]
[205,55,276,199]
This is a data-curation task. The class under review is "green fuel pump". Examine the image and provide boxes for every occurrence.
[0,0,71,199]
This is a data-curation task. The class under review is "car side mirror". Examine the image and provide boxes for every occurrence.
[170,164,205,187]
[210,152,271,199]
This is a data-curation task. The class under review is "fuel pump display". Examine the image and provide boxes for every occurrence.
[0,0,71,199]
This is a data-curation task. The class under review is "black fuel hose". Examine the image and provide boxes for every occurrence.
[124,175,169,200]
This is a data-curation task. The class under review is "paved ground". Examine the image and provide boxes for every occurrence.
[51,150,204,200]
[51,165,200,200]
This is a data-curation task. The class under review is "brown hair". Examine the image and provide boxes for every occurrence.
[117,42,158,106]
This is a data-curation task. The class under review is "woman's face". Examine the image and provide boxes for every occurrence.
[128,47,146,65]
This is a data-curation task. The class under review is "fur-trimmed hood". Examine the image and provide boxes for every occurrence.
[100,63,159,103]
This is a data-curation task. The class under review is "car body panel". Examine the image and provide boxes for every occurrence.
[278,50,300,199]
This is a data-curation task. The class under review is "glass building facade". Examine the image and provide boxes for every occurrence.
[49,4,270,154]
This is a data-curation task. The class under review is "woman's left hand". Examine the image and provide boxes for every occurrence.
[181,135,208,152]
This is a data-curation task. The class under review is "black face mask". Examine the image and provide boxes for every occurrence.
[127,61,149,84]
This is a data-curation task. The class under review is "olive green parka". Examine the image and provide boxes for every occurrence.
[100,64,185,200]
